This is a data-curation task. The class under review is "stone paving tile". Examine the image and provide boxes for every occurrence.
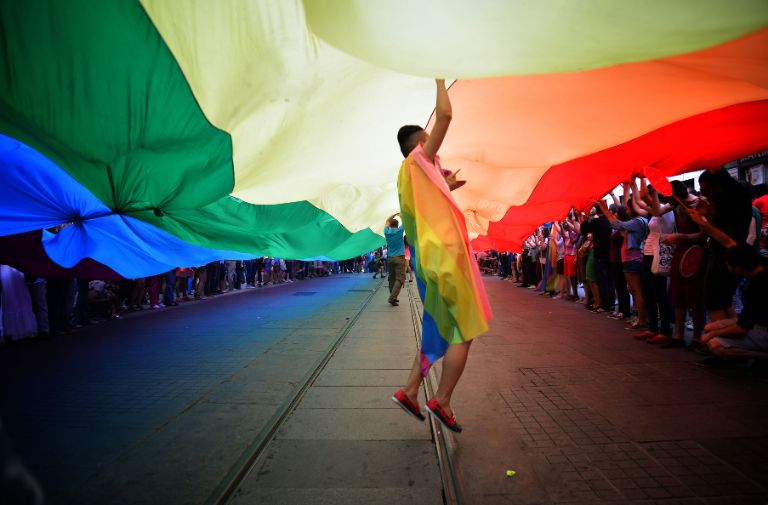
[275,399,430,443]
[331,345,414,359]
[70,401,274,505]
[598,403,756,442]
[314,368,406,387]
[629,500,705,505]
[518,365,636,386]
[204,379,298,406]
[584,442,695,501]
[298,386,399,409]
[233,439,440,497]
[499,384,629,449]
[325,352,415,370]
[699,437,768,490]
[231,487,443,505]
[642,440,766,497]
[703,496,767,505]
[343,327,411,339]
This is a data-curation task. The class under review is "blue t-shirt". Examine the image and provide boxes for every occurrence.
[384,226,405,256]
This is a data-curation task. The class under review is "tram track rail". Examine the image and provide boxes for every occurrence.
[405,281,471,505]
[206,278,467,505]
[205,282,381,505]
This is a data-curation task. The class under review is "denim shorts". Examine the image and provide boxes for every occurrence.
[622,260,642,273]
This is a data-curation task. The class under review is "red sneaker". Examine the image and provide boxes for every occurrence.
[634,330,656,340]
[391,389,425,421]
[647,334,674,345]
[425,398,463,433]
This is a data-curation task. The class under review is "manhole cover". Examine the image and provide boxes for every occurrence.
[292,291,318,296]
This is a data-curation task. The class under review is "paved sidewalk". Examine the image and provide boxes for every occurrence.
[229,282,441,505]
[2,275,767,505]
[1,275,424,505]
[452,278,768,505]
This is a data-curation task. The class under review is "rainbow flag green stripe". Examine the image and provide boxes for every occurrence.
[0,0,382,275]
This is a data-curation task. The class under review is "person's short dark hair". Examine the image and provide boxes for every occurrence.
[389,218,399,228]
[740,180,756,199]
[397,125,424,158]
[671,180,688,200]
[725,242,761,271]
[704,167,733,188]
[616,205,629,221]
[592,204,604,216]
[698,170,715,185]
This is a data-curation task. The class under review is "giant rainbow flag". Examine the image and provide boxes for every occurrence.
[1,0,766,278]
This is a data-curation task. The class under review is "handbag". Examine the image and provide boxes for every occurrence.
[651,237,674,275]
[652,213,676,276]
[680,244,704,278]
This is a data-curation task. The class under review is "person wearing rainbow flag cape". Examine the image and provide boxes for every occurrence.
[390,80,493,433]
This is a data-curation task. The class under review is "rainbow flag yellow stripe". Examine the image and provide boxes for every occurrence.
[398,144,492,371]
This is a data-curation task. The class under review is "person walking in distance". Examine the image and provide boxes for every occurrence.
[384,213,406,306]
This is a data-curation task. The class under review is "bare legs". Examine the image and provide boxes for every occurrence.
[582,281,592,306]
[589,281,601,308]
[673,307,705,342]
[434,341,472,416]
[570,277,578,299]
[625,272,646,325]
[402,355,423,404]
[403,340,472,418]
[404,260,414,282]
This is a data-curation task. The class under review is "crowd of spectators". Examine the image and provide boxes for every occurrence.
[4,165,767,372]
[486,169,768,368]
[0,255,387,344]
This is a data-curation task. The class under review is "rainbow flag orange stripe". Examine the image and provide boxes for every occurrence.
[434,28,768,251]
[398,144,493,374]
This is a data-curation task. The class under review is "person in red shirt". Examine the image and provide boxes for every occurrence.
[753,185,768,254]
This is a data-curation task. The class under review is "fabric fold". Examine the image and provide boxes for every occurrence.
[398,145,492,374]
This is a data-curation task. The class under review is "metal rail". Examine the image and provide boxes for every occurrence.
[206,282,381,505]
[405,282,471,505]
